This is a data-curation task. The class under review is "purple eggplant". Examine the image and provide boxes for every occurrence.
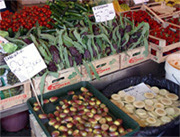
[84,49,91,60]
[93,24,100,35]
[75,54,82,65]
[23,38,32,44]
[49,45,61,64]
[48,61,58,72]
[112,22,117,28]
[92,46,97,57]
[129,37,134,44]
[119,28,124,37]
[69,47,80,57]
[113,44,118,50]
[125,25,132,33]
[136,31,141,37]
[81,32,88,37]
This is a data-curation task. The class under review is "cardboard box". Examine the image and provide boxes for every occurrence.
[33,67,81,94]
[120,46,150,69]
[0,80,31,110]
[82,54,120,81]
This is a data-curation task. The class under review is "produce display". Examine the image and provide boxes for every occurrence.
[110,85,180,127]
[0,5,54,34]
[32,87,134,137]
[113,0,130,13]
[1,14,149,93]
[155,0,180,7]
[163,16,180,25]
[48,0,93,29]
[149,25,180,45]
[123,10,161,30]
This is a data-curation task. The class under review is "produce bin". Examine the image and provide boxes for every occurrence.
[102,75,180,136]
[27,82,139,137]
[149,35,180,63]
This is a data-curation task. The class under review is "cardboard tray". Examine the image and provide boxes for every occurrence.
[27,82,139,137]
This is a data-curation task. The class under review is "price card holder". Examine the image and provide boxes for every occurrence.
[92,3,115,23]
[0,0,6,9]
[4,43,47,82]
[124,83,156,101]
[133,0,149,5]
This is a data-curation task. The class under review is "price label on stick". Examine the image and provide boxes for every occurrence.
[124,83,156,101]
[92,3,115,23]
[0,0,6,9]
[133,0,149,4]
[4,43,47,82]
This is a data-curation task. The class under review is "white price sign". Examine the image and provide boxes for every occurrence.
[124,83,156,101]
[92,3,115,23]
[0,0,6,9]
[133,0,149,4]
[4,43,47,82]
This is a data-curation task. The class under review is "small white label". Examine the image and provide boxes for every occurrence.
[4,43,47,82]
[0,0,6,9]
[133,0,149,4]
[124,83,156,101]
[92,3,115,23]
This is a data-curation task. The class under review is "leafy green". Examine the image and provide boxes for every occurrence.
[64,47,70,68]
[73,29,87,49]
[87,38,93,60]
[84,61,93,80]
[89,62,100,80]
[73,41,85,54]
[73,62,82,77]
[48,71,59,78]
[2,42,17,53]
[40,34,56,45]
[40,71,48,104]
[38,46,52,61]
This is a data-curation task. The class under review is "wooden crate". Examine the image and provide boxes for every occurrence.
[0,80,31,110]
[149,35,180,63]
[161,13,180,28]
[30,114,46,137]
[81,54,120,81]
[120,46,150,69]
[17,0,47,5]
[33,67,81,95]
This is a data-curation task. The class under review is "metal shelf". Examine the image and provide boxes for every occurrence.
[0,60,165,118]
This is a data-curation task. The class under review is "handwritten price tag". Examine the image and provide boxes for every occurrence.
[4,43,47,82]
[92,3,115,23]
[0,0,6,9]
[133,0,149,4]
[124,83,156,101]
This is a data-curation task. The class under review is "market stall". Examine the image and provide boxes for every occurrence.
[0,0,179,136]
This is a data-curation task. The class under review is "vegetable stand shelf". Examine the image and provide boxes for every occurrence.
[0,60,165,119]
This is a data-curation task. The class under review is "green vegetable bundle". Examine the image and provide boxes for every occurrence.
[48,0,93,29]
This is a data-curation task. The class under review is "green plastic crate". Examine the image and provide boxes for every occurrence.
[27,81,140,136]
